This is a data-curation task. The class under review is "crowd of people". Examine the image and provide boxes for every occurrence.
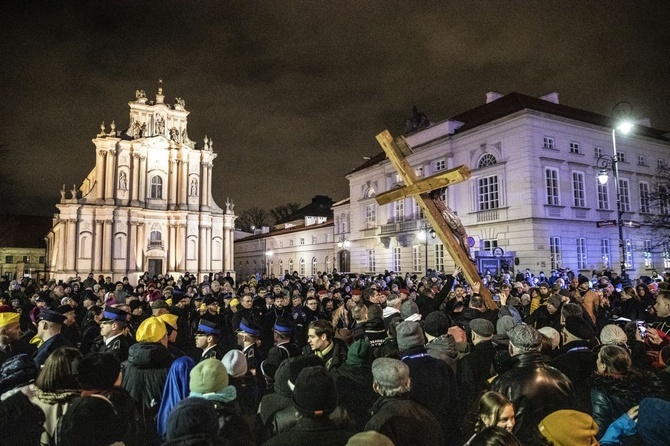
[0,265,669,446]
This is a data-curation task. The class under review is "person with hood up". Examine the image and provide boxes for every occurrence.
[424,311,458,373]
[156,356,196,441]
[162,397,225,446]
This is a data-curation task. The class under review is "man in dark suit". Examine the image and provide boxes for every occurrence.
[96,306,131,363]
[33,309,73,367]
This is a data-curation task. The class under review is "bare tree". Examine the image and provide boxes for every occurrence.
[269,202,301,223]
[236,207,272,232]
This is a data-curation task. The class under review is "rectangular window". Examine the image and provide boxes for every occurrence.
[413,199,424,219]
[300,238,305,245]
[550,237,562,270]
[289,240,294,247]
[22,256,30,263]
[577,238,587,270]
[299,260,306,275]
[4,256,13,264]
[367,249,376,272]
[394,200,405,222]
[659,160,666,169]
[619,179,631,212]
[279,241,283,248]
[601,239,610,268]
[543,137,555,150]
[312,236,317,244]
[412,246,421,272]
[639,182,650,214]
[483,239,498,253]
[38,256,46,264]
[597,181,609,210]
[414,166,424,177]
[434,244,445,272]
[617,152,627,163]
[364,204,376,229]
[434,159,446,171]
[594,147,604,159]
[393,247,401,272]
[545,168,560,205]
[325,234,329,243]
[638,155,646,166]
[569,142,580,154]
[477,175,499,211]
[624,239,634,269]
[660,186,669,215]
[644,240,652,268]
[572,172,586,207]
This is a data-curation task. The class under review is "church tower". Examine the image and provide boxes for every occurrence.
[46,82,236,282]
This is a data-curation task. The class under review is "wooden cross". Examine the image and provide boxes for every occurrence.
[374,130,496,310]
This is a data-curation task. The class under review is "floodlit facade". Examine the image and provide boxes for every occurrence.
[344,91,670,278]
[46,84,236,283]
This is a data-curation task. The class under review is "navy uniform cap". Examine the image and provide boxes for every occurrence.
[56,304,75,315]
[274,318,294,334]
[101,306,129,322]
[239,318,262,337]
[195,319,221,336]
[38,309,66,325]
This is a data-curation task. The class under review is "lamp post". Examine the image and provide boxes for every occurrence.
[417,224,436,275]
[265,250,273,276]
[597,119,633,279]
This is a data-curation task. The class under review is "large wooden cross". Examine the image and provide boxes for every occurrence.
[374,130,496,310]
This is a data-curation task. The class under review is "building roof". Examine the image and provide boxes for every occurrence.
[349,91,670,174]
[274,195,334,225]
[236,219,334,242]
[0,215,52,248]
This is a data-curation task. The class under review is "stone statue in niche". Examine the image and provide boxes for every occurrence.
[189,178,198,196]
[119,171,128,190]
[60,184,66,200]
[181,128,188,143]
[155,115,165,136]
[133,121,141,139]
[140,123,147,138]
[169,127,179,141]
[225,197,234,213]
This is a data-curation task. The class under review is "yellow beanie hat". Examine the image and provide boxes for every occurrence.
[0,312,20,328]
[136,317,167,343]
[158,313,178,330]
[538,410,599,446]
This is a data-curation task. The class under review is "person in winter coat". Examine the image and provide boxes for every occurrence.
[162,397,226,446]
[365,357,443,446]
[423,311,458,374]
[122,316,174,445]
[589,344,668,437]
[156,356,196,440]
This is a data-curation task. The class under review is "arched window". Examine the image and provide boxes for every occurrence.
[478,154,497,168]
[187,238,197,259]
[149,230,162,248]
[325,256,331,273]
[312,257,318,275]
[288,258,294,273]
[79,235,91,259]
[364,186,376,198]
[150,175,163,199]
[299,258,306,275]
[278,259,284,274]
[114,235,126,259]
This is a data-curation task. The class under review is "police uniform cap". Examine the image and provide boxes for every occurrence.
[274,318,294,334]
[196,319,221,336]
[238,318,261,337]
[38,309,66,325]
[56,304,74,315]
[101,306,129,322]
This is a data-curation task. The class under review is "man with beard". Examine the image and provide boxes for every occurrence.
[262,293,291,354]
[576,275,600,324]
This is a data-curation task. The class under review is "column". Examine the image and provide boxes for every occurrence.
[199,224,207,272]
[102,220,113,272]
[205,226,212,272]
[131,154,140,204]
[94,220,103,273]
[137,223,145,272]
[168,223,176,271]
[138,155,147,203]
[178,224,187,270]
[207,163,213,209]
[66,219,77,271]
[105,150,116,201]
[57,224,66,273]
[169,159,178,208]
[96,149,106,200]
[200,162,209,208]
[129,222,137,272]
[179,159,188,207]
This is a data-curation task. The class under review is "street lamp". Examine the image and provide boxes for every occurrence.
[417,224,436,275]
[596,118,634,279]
[265,250,273,275]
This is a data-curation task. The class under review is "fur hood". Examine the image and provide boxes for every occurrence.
[589,370,667,401]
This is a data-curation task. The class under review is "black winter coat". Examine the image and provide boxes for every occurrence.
[589,370,668,437]
[550,340,597,414]
[365,395,443,446]
[263,417,353,446]
[491,351,575,445]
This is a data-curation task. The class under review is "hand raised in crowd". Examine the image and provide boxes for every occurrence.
[471,282,481,294]
[452,265,462,277]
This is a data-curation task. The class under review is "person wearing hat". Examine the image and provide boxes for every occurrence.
[262,292,292,353]
[121,316,174,444]
[159,313,186,359]
[550,316,597,414]
[538,409,599,446]
[423,311,458,373]
[32,309,73,368]
[365,358,443,446]
[575,275,599,324]
[237,317,263,382]
[491,324,574,444]
[57,304,81,348]
[96,306,131,363]
[150,299,170,317]
[396,320,459,445]
[195,319,226,362]
[526,293,563,331]
[264,366,354,446]
[0,310,22,367]
[457,318,496,410]
[261,317,300,385]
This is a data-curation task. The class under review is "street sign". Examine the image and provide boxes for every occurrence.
[492,247,505,258]
[467,236,475,247]
[596,220,617,228]
[623,220,641,228]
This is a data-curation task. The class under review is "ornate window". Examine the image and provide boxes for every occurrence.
[150,175,163,199]
[478,154,497,168]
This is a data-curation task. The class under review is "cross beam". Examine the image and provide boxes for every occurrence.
[375,130,496,310]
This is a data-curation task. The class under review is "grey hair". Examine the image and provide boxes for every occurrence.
[508,324,542,353]
[371,358,411,397]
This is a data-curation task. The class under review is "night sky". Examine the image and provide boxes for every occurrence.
[1,1,669,217]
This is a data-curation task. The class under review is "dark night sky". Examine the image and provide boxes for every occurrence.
[1,1,669,216]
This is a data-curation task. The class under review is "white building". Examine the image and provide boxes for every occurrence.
[46,84,236,283]
[344,91,670,279]
[234,196,337,279]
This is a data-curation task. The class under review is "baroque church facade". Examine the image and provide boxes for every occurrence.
[46,83,236,282]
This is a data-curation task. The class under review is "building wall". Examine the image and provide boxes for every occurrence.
[0,248,46,280]
[46,87,236,283]
[345,104,670,278]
